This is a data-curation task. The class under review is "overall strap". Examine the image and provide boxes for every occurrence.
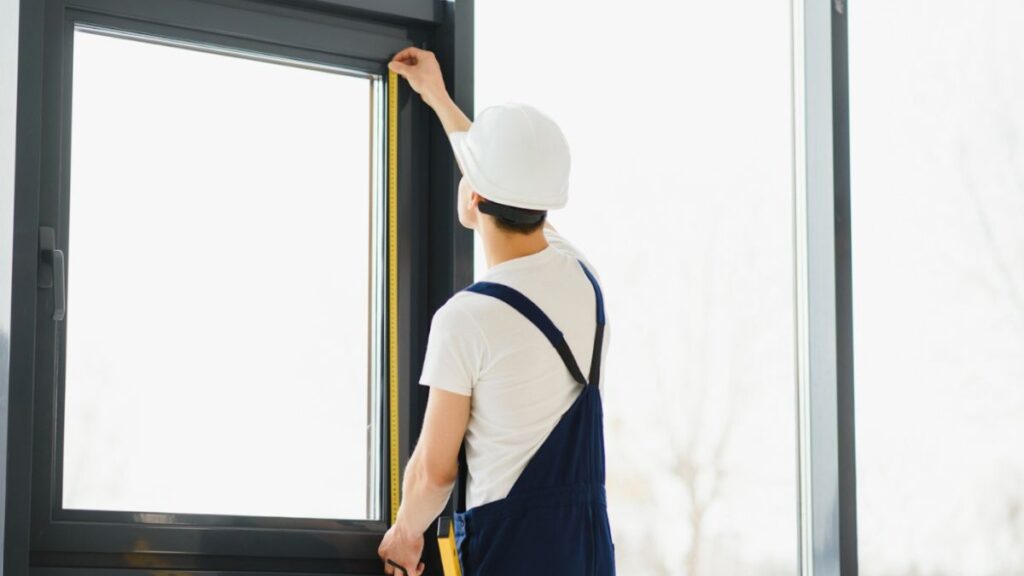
[464,259,606,388]
[464,282,588,386]
[577,261,606,388]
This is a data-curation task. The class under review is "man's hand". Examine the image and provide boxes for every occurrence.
[388,47,448,109]
[388,46,472,135]
[378,522,425,575]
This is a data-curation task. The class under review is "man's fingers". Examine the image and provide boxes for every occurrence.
[416,562,426,576]
[392,46,421,63]
[387,60,409,75]
[393,46,417,59]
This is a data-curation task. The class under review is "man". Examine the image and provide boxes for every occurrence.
[378,47,614,575]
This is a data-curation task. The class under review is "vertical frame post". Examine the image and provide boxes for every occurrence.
[4,0,45,572]
[793,0,856,574]
[830,0,859,573]
[428,0,474,515]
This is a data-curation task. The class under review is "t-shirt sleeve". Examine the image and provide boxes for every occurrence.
[418,299,487,396]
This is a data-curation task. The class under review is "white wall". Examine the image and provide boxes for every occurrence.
[0,0,20,560]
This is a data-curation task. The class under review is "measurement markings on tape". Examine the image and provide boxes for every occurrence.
[387,69,400,525]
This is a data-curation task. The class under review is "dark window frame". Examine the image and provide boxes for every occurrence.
[4,0,474,574]
[793,0,857,574]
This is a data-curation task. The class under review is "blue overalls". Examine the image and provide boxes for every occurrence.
[453,260,615,575]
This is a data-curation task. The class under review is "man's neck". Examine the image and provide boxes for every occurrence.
[480,227,549,269]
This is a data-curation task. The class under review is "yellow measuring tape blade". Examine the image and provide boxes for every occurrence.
[387,69,400,525]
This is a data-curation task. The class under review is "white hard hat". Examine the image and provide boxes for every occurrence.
[449,103,571,211]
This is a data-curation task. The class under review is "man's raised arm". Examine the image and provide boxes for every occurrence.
[388,47,471,135]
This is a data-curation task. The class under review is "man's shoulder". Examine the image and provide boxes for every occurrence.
[431,289,504,336]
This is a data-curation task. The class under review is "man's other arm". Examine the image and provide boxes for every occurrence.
[377,388,470,574]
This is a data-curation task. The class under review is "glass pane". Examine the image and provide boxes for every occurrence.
[476,2,797,573]
[63,29,383,521]
[851,3,1024,574]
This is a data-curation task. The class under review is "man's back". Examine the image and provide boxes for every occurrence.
[419,226,610,508]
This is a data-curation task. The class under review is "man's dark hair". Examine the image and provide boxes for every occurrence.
[478,200,547,235]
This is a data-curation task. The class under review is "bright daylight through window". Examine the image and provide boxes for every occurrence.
[851,2,1024,574]
[62,29,384,521]
[476,1,798,573]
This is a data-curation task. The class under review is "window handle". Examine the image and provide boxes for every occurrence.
[38,226,66,321]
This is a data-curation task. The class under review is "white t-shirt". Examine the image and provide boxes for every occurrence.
[418,227,609,509]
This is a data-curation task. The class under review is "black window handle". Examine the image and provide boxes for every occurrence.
[38,227,66,322]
